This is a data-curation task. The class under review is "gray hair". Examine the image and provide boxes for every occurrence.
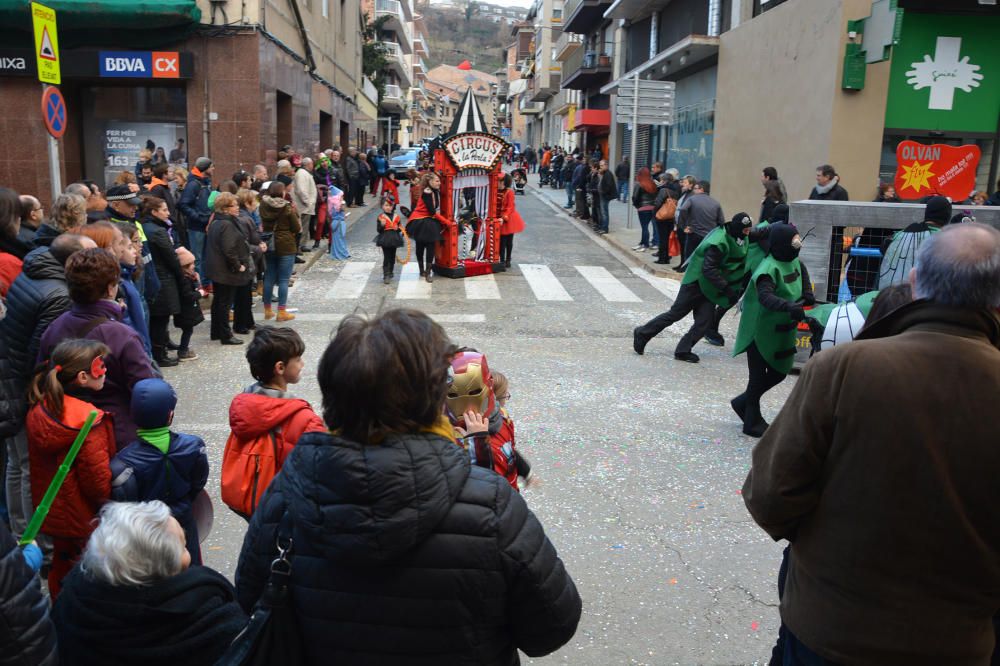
[913,223,1000,309]
[49,193,87,232]
[80,501,185,586]
[64,183,91,200]
[301,157,313,167]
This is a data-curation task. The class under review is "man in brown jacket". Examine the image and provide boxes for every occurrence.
[743,222,1000,665]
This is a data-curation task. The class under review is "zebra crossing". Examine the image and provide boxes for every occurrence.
[322,260,677,305]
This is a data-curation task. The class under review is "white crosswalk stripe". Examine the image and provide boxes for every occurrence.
[630,266,681,300]
[575,265,641,302]
[325,261,376,299]
[518,264,573,301]
[464,273,501,300]
[396,262,433,299]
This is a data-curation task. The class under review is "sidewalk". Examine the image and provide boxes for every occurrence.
[526,173,683,279]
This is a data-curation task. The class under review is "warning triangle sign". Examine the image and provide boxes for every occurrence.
[39,26,56,61]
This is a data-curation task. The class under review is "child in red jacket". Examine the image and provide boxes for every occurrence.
[221,326,325,518]
[26,338,116,597]
[490,371,536,491]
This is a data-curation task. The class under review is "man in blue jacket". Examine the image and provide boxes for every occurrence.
[178,156,214,283]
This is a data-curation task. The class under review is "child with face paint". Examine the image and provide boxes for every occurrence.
[731,224,815,437]
[25,338,117,597]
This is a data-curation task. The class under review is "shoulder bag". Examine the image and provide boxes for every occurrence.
[655,196,677,222]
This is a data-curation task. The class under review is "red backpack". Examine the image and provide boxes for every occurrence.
[220,429,281,519]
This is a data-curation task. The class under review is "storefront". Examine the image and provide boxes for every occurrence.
[880,11,999,197]
[650,66,717,180]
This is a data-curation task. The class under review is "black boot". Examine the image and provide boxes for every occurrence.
[154,346,179,368]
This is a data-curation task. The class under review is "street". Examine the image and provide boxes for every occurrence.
[167,183,790,665]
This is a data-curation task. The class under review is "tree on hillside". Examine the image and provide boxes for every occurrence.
[465,1,478,22]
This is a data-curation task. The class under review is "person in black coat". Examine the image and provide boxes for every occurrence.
[236,309,582,665]
[0,234,95,541]
[808,164,849,201]
[140,196,185,366]
[203,193,252,345]
[0,521,57,665]
[52,501,246,666]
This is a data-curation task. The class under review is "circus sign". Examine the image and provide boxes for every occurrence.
[443,133,507,171]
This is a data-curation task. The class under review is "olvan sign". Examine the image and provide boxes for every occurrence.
[444,133,507,171]
[99,51,180,79]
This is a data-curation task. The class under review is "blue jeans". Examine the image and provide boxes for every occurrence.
[598,196,611,232]
[565,180,575,207]
[188,229,207,282]
[263,253,295,308]
[618,180,628,202]
[637,209,653,247]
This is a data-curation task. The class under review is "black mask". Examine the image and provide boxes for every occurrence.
[768,223,800,262]
[769,204,789,224]
[726,212,752,239]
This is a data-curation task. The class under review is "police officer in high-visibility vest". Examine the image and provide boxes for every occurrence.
[731,224,814,437]
[633,213,753,362]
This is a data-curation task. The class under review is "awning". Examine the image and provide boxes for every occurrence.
[507,78,529,96]
[0,1,201,49]
[600,35,719,95]
[573,109,611,134]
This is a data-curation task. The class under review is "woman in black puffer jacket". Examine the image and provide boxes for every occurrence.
[236,308,582,665]
[0,521,57,665]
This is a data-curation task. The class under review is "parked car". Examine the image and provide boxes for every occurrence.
[389,149,419,171]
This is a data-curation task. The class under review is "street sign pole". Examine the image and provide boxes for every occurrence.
[46,102,61,200]
[626,72,639,231]
[32,2,62,201]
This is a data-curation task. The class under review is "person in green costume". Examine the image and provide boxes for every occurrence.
[705,206,788,346]
[731,224,814,437]
[633,213,753,362]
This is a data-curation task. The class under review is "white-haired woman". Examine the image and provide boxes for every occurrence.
[51,501,246,666]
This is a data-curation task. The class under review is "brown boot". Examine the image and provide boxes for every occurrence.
[264,306,275,320]
[276,309,296,322]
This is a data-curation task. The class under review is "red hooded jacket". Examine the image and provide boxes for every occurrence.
[26,395,115,539]
[499,188,525,235]
[228,389,326,467]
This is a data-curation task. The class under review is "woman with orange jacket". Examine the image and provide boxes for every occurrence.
[498,173,525,268]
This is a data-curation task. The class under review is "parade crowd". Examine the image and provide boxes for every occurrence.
[0,135,998,665]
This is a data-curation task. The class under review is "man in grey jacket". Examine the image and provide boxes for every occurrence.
[677,180,725,268]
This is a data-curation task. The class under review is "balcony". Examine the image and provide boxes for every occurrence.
[381,42,412,87]
[550,88,579,115]
[562,0,613,35]
[561,44,613,90]
[375,0,413,54]
[413,36,429,57]
[413,55,427,79]
[555,31,583,62]
[528,70,561,102]
[519,96,544,115]
[381,83,405,113]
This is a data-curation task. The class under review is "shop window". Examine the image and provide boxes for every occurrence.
[80,86,187,188]
[666,98,715,180]
[277,90,293,149]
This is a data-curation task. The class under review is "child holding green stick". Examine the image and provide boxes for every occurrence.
[25,339,116,598]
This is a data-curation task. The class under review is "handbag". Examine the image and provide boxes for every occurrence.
[215,513,304,665]
[668,230,681,257]
[655,196,677,221]
[259,232,275,254]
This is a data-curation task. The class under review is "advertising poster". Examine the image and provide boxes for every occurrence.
[101,121,186,186]
[893,140,981,201]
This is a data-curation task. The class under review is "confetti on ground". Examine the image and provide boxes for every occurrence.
[669,578,678,585]
[611,544,624,550]
[751,621,760,631]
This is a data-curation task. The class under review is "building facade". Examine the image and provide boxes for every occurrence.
[0,0,370,201]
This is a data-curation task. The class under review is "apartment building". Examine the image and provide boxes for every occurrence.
[0,0,369,199]
[517,0,568,148]
[362,0,415,147]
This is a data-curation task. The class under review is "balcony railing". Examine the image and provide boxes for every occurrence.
[562,0,613,34]
[376,0,411,22]
[375,0,412,54]
[518,96,543,114]
[381,41,402,61]
[555,31,583,62]
[562,43,613,90]
[384,84,403,100]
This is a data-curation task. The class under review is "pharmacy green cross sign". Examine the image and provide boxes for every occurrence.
[884,12,1000,133]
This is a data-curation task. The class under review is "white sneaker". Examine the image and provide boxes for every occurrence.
[631,244,644,251]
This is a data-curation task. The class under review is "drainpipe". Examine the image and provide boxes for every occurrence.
[708,0,721,37]
[649,11,658,60]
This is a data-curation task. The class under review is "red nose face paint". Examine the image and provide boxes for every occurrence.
[90,356,107,379]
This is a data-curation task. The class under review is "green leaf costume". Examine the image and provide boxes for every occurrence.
[733,255,803,374]
[681,226,749,307]
[745,221,771,275]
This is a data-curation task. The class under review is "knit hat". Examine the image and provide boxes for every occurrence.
[924,195,952,226]
[769,204,790,223]
[131,378,177,429]
[726,212,753,239]
[194,156,213,171]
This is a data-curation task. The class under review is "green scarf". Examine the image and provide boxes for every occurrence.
[137,426,171,455]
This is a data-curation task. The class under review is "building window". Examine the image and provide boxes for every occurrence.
[323,0,328,18]
[340,0,347,41]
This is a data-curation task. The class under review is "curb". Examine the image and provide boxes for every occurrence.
[297,202,379,274]
[527,185,682,281]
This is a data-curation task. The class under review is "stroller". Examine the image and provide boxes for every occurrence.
[512,168,527,195]
[538,165,551,187]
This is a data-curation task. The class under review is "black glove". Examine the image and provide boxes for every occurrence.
[725,288,740,303]
[790,306,806,322]
[802,294,816,306]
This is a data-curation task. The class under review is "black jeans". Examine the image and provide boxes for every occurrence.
[149,314,171,356]
[739,342,787,427]
[575,189,589,219]
[676,226,688,262]
[381,246,396,276]
[233,282,254,332]
[684,232,705,263]
[210,282,237,341]
[350,177,364,206]
[635,282,714,354]
[655,219,674,262]
[178,327,193,352]
[499,234,514,264]
[415,242,435,275]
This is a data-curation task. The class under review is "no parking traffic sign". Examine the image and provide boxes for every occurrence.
[41,86,66,139]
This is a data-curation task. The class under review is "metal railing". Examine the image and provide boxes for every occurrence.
[384,84,403,100]
[555,31,583,61]
[563,41,613,77]
[381,41,403,60]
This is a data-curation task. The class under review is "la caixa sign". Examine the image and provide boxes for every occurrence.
[0,48,193,79]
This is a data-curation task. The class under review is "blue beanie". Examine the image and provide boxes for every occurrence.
[130,378,178,429]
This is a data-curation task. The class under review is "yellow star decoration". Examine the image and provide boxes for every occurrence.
[900,160,935,193]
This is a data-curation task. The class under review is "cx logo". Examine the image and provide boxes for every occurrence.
[152,52,179,79]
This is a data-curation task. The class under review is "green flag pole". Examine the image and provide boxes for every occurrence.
[19,410,98,547]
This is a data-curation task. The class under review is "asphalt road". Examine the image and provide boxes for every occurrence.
[165,186,791,665]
